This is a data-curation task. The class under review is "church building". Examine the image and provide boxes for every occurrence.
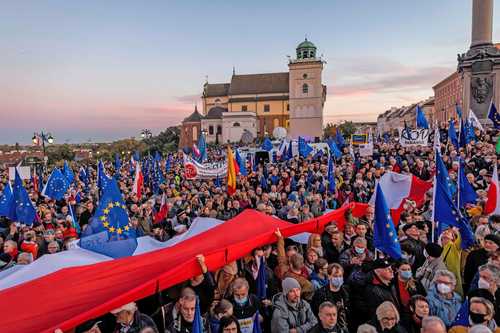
[179,39,326,147]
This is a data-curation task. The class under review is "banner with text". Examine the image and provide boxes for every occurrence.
[183,155,227,179]
[399,129,429,147]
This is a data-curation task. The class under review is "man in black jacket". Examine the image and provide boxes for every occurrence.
[463,234,500,293]
[307,302,347,333]
[364,259,400,320]
[400,223,425,272]
[111,302,158,333]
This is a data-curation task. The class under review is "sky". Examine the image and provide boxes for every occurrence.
[1,0,499,144]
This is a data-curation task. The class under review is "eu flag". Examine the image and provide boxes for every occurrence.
[0,183,15,220]
[197,133,208,162]
[256,257,267,300]
[97,160,112,193]
[327,158,336,194]
[12,169,36,225]
[455,104,463,119]
[80,178,137,258]
[261,137,273,152]
[114,153,121,171]
[373,184,402,260]
[133,151,140,162]
[434,151,474,249]
[79,166,89,185]
[41,168,70,200]
[416,105,429,129]
[63,161,75,184]
[335,128,345,147]
[327,137,342,159]
[192,297,203,333]
[287,141,294,160]
[488,102,500,129]
[451,299,469,326]
[448,119,458,150]
[235,149,248,176]
[298,136,313,158]
[458,158,477,208]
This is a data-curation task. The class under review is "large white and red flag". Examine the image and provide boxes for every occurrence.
[485,164,500,215]
[132,162,144,199]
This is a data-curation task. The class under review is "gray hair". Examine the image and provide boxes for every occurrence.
[375,301,400,322]
[478,264,500,285]
[469,325,493,333]
[421,316,446,332]
[232,277,249,291]
[356,324,377,333]
[433,269,457,286]
[475,225,491,239]
[353,237,367,247]
[17,252,33,264]
[318,301,337,313]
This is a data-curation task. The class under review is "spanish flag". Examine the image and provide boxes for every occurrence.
[227,146,237,195]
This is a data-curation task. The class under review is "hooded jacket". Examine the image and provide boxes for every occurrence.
[271,293,317,333]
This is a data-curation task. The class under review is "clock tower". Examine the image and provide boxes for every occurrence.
[288,39,326,140]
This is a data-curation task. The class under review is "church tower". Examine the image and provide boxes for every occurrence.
[288,39,326,140]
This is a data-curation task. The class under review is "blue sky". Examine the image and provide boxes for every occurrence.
[0,0,499,143]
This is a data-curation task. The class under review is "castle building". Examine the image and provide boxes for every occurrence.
[179,39,326,147]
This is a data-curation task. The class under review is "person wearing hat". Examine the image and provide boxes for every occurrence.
[110,301,158,333]
[271,277,317,333]
[400,223,426,272]
[464,234,500,293]
[416,243,446,291]
[364,258,401,320]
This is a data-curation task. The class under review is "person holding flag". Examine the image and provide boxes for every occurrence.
[227,146,237,196]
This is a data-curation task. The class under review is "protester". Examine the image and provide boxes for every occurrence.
[307,301,347,333]
[426,270,462,327]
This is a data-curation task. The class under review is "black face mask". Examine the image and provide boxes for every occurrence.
[470,312,487,325]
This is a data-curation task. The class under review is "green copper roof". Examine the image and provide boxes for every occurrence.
[297,38,316,49]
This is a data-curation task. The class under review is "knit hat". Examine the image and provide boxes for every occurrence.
[425,243,443,258]
[282,277,301,294]
[371,258,392,271]
[485,234,500,248]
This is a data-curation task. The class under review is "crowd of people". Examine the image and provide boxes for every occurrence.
[1,122,500,333]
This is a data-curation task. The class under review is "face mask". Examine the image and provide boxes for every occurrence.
[437,283,452,294]
[234,296,248,305]
[478,278,491,290]
[400,271,412,280]
[469,312,487,325]
[331,277,344,288]
[423,249,429,258]
[355,247,365,254]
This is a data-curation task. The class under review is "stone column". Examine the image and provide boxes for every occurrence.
[471,0,494,48]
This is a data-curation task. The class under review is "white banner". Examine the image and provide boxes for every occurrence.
[9,166,31,181]
[359,143,373,156]
[399,129,429,147]
[183,155,227,180]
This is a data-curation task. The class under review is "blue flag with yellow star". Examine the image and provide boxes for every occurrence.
[41,168,70,200]
[0,183,15,220]
[488,102,500,129]
[13,169,37,226]
[374,183,402,260]
[80,178,137,258]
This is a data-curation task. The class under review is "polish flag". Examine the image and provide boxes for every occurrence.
[132,162,144,200]
[369,171,432,224]
[485,164,500,215]
[154,194,170,224]
[192,143,201,158]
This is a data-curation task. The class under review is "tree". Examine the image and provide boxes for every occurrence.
[337,121,356,139]
[47,144,75,164]
[144,127,180,154]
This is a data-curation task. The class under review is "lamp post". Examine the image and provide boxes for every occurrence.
[140,129,153,157]
[32,131,54,169]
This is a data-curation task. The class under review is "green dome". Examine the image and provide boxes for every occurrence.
[296,38,317,59]
[297,39,316,49]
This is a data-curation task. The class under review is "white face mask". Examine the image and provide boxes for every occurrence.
[478,278,491,290]
[437,283,452,294]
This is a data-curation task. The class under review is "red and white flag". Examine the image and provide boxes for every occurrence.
[192,143,201,158]
[485,164,500,215]
[154,194,170,224]
[132,162,144,200]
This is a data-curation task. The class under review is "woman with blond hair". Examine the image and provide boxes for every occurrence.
[369,301,407,333]
[307,233,324,258]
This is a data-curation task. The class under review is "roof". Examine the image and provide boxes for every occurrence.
[204,83,230,97]
[228,72,289,95]
[205,106,227,119]
[183,107,203,123]
[297,39,316,49]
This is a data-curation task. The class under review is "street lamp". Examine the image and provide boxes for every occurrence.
[32,131,54,168]
[140,129,152,139]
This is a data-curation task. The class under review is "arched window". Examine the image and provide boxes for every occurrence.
[233,122,240,127]
[209,126,214,135]
[217,125,222,135]
[192,126,198,140]
[215,98,221,105]
[302,83,309,94]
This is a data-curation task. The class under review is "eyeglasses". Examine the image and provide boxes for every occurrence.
[381,317,397,322]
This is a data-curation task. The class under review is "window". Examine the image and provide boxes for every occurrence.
[215,98,221,105]
[217,125,222,135]
[302,83,309,94]
[192,126,198,140]
[273,118,279,128]
[233,122,240,127]
[287,104,290,111]
[303,73,308,79]
[264,104,270,112]
[242,105,248,111]
[209,126,214,135]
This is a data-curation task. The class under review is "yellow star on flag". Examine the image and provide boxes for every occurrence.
[103,208,110,214]
[117,228,123,234]
[107,203,114,209]
[114,201,121,207]
[124,225,130,231]
[103,221,109,227]
[100,216,106,221]
[109,226,115,232]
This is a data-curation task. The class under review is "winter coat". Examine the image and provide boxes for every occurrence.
[307,323,348,333]
[463,248,489,293]
[426,285,462,327]
[364,273,401,319]
[310,284,350,330]
[415,257,447,291]
[271,293,317,333]
[113,311,158,333]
